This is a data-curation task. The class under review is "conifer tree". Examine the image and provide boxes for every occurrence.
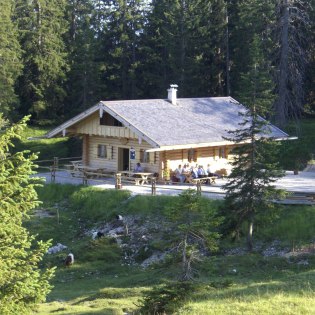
[14,0,68,122]
[237,34,275,116]
[0,0,23,117]
[222,106,285,251]
[98,0,147,100]
[229,0,274,102]
[140,0,227,98]
[65,0,103,114]
[273,0,310,127]
[0,115,55,314]
[167,190,221,280]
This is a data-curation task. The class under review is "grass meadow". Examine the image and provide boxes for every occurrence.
[24,184,315,315]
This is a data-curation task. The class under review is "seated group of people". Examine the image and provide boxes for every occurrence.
[173,163,219,183]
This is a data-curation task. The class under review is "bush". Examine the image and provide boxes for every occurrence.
[137,281,197,314]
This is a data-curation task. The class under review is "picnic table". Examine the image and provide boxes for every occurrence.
[191,176,217,185]
[77,165,107,178]
[119,171,153,185]
[65,163,107,178]
[182,172,216,185]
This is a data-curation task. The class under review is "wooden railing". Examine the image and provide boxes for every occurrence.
[36,156,213,196]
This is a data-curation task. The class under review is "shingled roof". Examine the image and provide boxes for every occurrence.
[46,96,289,150]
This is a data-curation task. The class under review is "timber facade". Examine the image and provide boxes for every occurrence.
[45,86,288,178]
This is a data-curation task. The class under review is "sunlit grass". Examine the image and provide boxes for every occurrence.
[27,185,315,315]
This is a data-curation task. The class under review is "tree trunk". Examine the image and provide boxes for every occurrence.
[247,221,254,252]
[275,0,289,127]
[181,233,192,281]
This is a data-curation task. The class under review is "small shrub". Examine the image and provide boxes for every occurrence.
[137,281,197,314]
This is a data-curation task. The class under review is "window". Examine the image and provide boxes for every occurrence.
[188,149,195,162]
[140,149,150,163]
[97,144,107,158]
[219,147,226,159]
[100,113,123,127]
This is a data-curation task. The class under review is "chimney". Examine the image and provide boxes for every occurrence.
[167,84,178,105]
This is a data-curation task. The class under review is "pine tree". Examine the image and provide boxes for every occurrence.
[65,0,104,114]
[0,115,55,314]
[237,34,275,116]
[222,106,285,251]
[0,0,23,117]
[273,0,310,127]
[97,0,147,100]
[166,190,221,280]
[140,0,228,98]
[229,0,274,102]
[14,0,69,122]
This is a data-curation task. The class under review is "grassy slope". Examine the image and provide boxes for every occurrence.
[13,126,82,165]
[25,185,315,315]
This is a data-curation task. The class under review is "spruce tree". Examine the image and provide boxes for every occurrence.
[237,34,275,116]
[14,0,68,122]
[140,0,227,98]
[0,115,54,314]
[222,106,285,251]
[229,0,274,102]
[273,0,310,127]
[0,0,23,117]
[166,190,221,280]
[65,0,103,114]
[98,0,147,100]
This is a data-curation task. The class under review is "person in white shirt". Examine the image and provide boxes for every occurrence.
[175,164,185,183]
[134,162,143,172]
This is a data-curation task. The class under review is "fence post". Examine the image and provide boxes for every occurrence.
[115,173,122,189]
[196,181,202,195]
[151,177,156,196]
[82,171,88,185]
[50,157,58,183]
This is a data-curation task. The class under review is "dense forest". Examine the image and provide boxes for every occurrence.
[1,0,315,128]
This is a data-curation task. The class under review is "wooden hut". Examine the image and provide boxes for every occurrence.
[45,86,288,179]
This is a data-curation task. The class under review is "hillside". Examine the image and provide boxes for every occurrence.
[25,184,315,315]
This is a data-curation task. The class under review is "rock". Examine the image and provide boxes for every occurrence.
[108,226,125,236]
[141,252,167,268]
[47,243,67,254]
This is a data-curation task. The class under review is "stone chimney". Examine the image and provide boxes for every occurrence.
[167,84,178,105]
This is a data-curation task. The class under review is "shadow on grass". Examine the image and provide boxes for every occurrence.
[72,310,123,315]
[194,254,315,304]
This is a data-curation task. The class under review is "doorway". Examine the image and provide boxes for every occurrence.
[118,147,130,171]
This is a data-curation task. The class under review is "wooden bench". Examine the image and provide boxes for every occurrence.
[192,176,217,185]
[121,176,143,186]
[215,168,228,178]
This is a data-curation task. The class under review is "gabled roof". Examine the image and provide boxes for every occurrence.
[45,97,289,151]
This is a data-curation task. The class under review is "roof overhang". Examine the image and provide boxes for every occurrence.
[146,140,235,152]
[145,136,294,152]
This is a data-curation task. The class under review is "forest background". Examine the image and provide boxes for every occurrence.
[1,0,315,131]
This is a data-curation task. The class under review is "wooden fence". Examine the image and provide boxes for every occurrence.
[36,156,212,196]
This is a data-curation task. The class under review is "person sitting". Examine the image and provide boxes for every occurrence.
[182,163,190,173]
[197,165,207,178]
[134,162,143,173]
[206,163,220,177]
[191,165,199,179]
[175,164,185,183]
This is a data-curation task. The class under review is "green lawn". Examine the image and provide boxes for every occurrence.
[25,185,315,315]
